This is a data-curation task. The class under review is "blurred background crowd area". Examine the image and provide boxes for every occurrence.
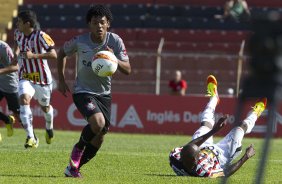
[1,0,282,96]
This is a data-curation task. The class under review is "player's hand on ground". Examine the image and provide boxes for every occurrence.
[245,144,255,159]
[213,115,228,132]
[58,80,70,97]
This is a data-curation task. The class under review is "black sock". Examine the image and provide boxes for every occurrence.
[0,112,10,124]
[75,124,96,150]
[79,143,99,169]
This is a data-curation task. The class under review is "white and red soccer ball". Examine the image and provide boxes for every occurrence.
[91,50,118,77]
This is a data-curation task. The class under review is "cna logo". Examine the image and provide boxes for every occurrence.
[63,102,282,134]
[67,103,143,128]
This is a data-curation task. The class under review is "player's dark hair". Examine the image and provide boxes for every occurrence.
[18,10,38,28]
[86,4,113,23]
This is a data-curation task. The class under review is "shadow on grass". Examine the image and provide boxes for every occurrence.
[0,173,63,178]
[144,173,177,177]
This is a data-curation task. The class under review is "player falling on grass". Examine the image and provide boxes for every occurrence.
[14,10,57,148]
[57,5,131,177]
[0,40,20,139]
[169,75,267,178]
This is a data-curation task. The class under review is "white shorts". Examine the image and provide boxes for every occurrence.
[19,80,52,106]
[192,126,242,168]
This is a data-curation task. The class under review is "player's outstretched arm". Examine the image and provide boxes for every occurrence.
[224,144,255,177]
[0,63,18,75]
[23,49,57,60]
[188,115,228,147]
[117,60,131,75]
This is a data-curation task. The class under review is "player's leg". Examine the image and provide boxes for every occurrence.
[65,115,103,178]
[4,91,20,137]
[34,84,54,144]
[18,80,38,148]
[65,93,111,177]
[41,105,54,144]
[216,98,267,165]
[78,95,111,169]
[0,91,12,132]
[78,130,105,169]
[192,75,219,146]
[175,75,220,175]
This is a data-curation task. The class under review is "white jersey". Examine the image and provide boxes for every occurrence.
[14,29,54,85]
[193,126,243,168]
[0,40,18,93]
[63,32,129,95]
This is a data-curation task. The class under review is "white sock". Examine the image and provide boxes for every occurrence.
[201,96,218,127]
[243,111,258,134]
[229,127,245,160]
[44,105,54,130]
[20,105,34,138]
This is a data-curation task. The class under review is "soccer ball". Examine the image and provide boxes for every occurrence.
[91,50,118,77]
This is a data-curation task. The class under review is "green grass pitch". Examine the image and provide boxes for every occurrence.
[0,128,281,184]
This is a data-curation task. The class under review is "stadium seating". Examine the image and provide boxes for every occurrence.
[23,0,282,7]
[24,0,154,5]
[10,1,277,95]
[18,4,252,30]
[0,0,20,40]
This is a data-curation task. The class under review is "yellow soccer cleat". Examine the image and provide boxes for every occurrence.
[0,133,2,142]
[6,115,15,137]
[252,98,267,117]
[45,129,54,144]
[24,137,39,149]
[206,75,219,102]
[206,75,218,97]
[8,115,15,124]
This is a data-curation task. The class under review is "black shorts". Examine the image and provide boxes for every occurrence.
[73,93,111,132]
[0,90,20,114]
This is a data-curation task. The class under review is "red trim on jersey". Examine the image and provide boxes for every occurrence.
[37,31,48,84]
[28,34,35,76]
[33,33,42,84]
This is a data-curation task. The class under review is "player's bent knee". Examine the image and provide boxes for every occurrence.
[88,113,106,133]
[40,105,50,113]
[240,123,248,133]
[231,146,242,160]
[19,95,31,105]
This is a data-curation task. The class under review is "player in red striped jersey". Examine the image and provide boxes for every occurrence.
[169,75,266,178]
[14,10,57,148]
